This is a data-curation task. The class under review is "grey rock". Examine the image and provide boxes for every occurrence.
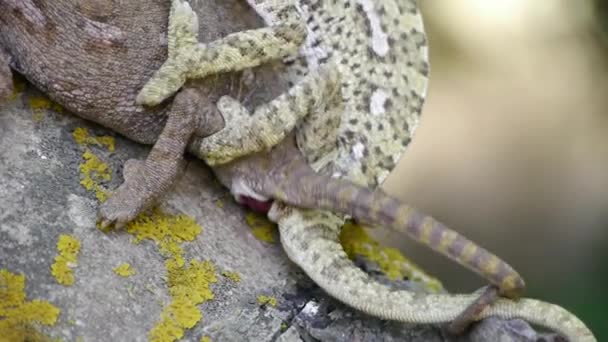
[0,82,545,341]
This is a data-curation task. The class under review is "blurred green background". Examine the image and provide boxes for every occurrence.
[378,1,608,339]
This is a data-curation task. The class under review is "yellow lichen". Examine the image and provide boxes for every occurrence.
[339,221,443,293]
[27,94,63,121]
[50,234,81,286]
[221,270,241,283]
[113,263,136,277]
[72,127,115,202]
[78,150,111,202]
[257,295,277,307]
[5,75,26,102]
[200,336,211,342]
[0,269,61,341]
[72,127,115,152]
[245,213,277,244]
[213,199,224,209]
[119,209,217,342]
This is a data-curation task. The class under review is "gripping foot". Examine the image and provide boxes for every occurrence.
[137,0,307,106]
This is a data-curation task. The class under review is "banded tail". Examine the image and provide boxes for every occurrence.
[277,208,595,342]
[261,159,525,299]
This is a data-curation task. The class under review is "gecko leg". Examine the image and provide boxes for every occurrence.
[199,65,342,166]
[137,0,306,106]
[98,87,212,228]
[0,47,14,100]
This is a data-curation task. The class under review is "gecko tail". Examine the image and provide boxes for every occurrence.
[276,208,596,342]
[264,163,525,299]
[136,0,198,106]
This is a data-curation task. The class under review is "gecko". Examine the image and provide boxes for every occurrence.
[131,1,596,340]
[0,0,595,341]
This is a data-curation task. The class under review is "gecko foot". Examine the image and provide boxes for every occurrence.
[447,285,500,335]
[98,158,183,229]
[136,0,198,106]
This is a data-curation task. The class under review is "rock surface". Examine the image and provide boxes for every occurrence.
[0,81,552,341]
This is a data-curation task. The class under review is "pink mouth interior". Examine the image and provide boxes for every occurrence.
[237,195,273,214]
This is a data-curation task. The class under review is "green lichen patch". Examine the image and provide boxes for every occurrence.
[340,222,443,293]
[113,263,136,277]
[0,269,61,341]
[245,213,277,244]
[50,234,81,286]
[256,295,277,307]
[120,210,217,342]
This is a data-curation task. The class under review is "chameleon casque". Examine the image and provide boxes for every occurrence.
[0,0,595,341]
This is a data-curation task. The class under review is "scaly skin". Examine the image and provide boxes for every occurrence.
[0,1,595,340]
[211,136,595,342]
[138,0,526,330]
[214,136,525,298]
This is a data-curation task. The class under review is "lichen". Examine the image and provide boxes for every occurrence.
[113,263,136,277]
[0,269,61,341]
[72,127,115,202]
[119,209,217,342]
[200,336,211,342]
[72,127,115,152]
[50,234,81,286]
[245,213,277,244]
[5,75,26,102]
[257,295,277,307]
[27,94,63,122]
[339,221,443,293]
[78,150,112,202]
[221,271,241,283]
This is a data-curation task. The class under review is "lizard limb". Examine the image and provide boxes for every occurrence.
[99,87,204,228]
[199,64,342,166]
[137,0,307,106]
[0,47,13,100]
[273,206,595,342]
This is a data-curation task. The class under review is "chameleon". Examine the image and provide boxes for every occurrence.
[0,0,595,341]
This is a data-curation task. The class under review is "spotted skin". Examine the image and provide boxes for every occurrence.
[136,0,307,106]
[131,1,593,340]
[214,137,525,299]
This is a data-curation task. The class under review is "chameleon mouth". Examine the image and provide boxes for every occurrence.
[237,195,274,214]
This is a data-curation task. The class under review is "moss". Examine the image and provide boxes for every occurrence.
[257,295,277,307]
[221,271,241,283]
[339,221,443,293]
[50,234,81,286]
[113,263,136,277]
[245,213,277,244]
[0,269,61,341]
[119,209,217,342]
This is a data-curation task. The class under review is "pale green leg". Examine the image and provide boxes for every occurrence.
[199,65,342,166]
[137,0,307,106]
